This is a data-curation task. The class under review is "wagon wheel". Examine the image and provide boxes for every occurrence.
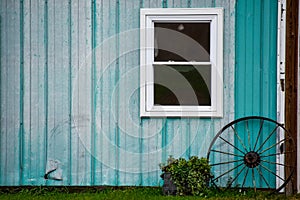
[207,116,296,193]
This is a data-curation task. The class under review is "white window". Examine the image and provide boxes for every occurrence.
[140,8,223,117]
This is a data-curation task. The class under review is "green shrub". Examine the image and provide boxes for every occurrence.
[160,156,212,196]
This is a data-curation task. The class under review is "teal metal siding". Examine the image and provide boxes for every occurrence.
[235,0,278,119]
[235,0,278,188]
[0,0,236,186]
[1,0,22,185]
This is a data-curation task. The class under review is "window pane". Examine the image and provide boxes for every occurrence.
[154,65,211,105]
[154,23,210,62]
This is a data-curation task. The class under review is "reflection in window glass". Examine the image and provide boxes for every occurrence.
[154,23,210,62]
[154,65,211,105]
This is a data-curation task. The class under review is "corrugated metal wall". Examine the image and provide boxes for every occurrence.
[235,0,278,119]
[235,0,278,188]
[0,0,236,186]
[0,0,278,187]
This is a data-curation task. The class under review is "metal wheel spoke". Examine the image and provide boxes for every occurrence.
[260,151,295,158]
[253,119,264,151]
[260,163,285,182]
[241,168,249,188]
[210,149,244,158]
[226,165,247,188]
[256,125,279,152]
[259,138,288,155]
[210,159,244,166]
[256,167,271,189]
[219,136,246,155]
[261,159,295,169]
[246,120,251,151]
[212,162,244,182]
[231,125,248,152]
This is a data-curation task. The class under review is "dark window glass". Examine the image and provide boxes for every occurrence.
[154,23,210,62]
[154,65,211,105]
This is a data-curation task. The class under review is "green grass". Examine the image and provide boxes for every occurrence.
[0,187,299,200]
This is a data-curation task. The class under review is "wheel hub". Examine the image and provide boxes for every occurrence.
[244,151,261,168]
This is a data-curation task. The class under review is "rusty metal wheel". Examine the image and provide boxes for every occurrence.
[207,116,296,193]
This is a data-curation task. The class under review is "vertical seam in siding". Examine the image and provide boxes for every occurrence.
[187,0,191,8]
[91,0,96,185]
[99,0,104,184]
[243,0,247,116]
[251,0,255,115]
[19,0,25,185]
[186,120,191,157]
[271,1,277,118]
[162,121,167,163]
[235,0,239,117]
[37,0,41,181]
[260,0,264,116]
[162,0,167,8]
[0,3,2,185]
[235,0,238,117]
[139,122,143,185]
[252,0,256,115]
[270,0,277,119]
[140,0,143,8]
[44,0,49,178]
[76,0,79,185]
[138,0,143,186]
[4,0,8,185]
[68,0,72,185]
[115,0,120,186]
[29,0,33,183]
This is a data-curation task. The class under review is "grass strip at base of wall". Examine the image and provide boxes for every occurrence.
[0,186,299,200]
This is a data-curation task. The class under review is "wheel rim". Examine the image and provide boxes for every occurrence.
[207,116,296,193]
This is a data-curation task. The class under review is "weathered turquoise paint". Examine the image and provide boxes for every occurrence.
[1,0,277,187]
[235,0,277,119]
[1,0,22,185]
[235,0,278,188]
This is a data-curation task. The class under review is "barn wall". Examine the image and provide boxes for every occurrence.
[0,0,237,186]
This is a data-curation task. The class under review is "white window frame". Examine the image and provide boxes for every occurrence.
[140,8,223,117]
